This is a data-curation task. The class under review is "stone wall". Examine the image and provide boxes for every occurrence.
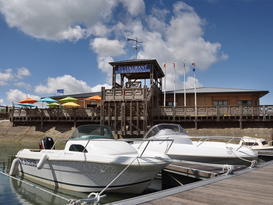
[0,120,74,144]
[1,120,272,144]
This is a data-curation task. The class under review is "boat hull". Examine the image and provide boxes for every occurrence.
[167,154,257,165]
[133,141,257,166]
[17,158,166,193]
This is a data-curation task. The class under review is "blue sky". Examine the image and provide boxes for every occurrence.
[0,0,272,106]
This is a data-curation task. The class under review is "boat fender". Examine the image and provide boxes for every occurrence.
[37,154,48,170]
[9,158,20,176]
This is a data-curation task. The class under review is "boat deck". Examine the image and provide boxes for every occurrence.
[109,160,273,205]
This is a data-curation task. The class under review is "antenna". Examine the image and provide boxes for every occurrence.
[127,37,142,59]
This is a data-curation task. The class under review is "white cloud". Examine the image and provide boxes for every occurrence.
[90,38,125,81]
[34,74,111,95]
[0,98,4,105]
[97,56,114,76]
[0,68,14,85]
[6,89,40,105]
[119,0,145,17]
[16,67,31,79]
[90,38,125,57]
[0,0,116,41]
[34,75,92,94]
[14,82,32,90]
[90,23,110,37]
[0,1,228,96]
[185,76,203,89]
[91,83,112,92]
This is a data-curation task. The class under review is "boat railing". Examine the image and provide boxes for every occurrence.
[268,140,273,146]
[119,138,174,156]
[191,136,243,150]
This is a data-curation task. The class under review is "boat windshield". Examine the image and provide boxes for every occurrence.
[70,124,115,139]
[144,123,188,139]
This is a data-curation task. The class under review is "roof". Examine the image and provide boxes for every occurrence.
[109,59,165,79]
[47,87,269,100]
[47,91,101,100]
[166,87,269,97]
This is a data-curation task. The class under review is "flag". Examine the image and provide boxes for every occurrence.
[192,62,195,66]
[57,89,64,94]
[173,62,175,68]
[193,68,195,72]
[164,62,166,68]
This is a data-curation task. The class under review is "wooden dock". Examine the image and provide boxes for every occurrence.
[109,160,273,205]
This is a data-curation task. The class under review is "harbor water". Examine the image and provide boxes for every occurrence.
[0,143,160,205]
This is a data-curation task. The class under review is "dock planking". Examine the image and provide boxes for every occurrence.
[109,160,273,205]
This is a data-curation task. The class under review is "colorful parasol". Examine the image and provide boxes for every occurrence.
[62,102,80,107]
[18,98,37,104]
[86,95,101,101]
[59,96,79,103]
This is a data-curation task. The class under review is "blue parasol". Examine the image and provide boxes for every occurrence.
[38,97,58,103]
[18,103,36,108]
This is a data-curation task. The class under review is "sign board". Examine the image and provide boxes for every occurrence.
[57,89,64,94]
[115,65,150,74]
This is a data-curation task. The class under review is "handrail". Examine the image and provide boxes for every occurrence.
[9,105,273,120]
[120,138,174,155]
[267,140,273,146]
[191,136,257,167]
[191,136,244,151]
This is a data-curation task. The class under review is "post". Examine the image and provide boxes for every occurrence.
[164,62,166,107]
[193,60,197,117]
[173,61,176,107]
[184,60,186,107]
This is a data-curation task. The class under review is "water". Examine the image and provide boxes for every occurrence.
[0,144,156,205]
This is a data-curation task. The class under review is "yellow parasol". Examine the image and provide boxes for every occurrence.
[62,102,80,107]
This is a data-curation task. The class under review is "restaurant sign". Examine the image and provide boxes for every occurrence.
[115,65,150,74]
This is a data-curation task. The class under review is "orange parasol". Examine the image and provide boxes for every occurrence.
[86,95,101,101]
[18,97,37,104]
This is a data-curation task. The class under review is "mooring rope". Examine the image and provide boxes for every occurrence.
[226,147,257,168]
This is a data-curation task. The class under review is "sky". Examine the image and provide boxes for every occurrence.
[0,0,273,107]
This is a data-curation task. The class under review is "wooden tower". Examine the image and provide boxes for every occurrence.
[100,59,165,136]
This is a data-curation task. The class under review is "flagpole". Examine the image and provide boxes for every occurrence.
[173,61,176,107]
[193,60,197,117]
[184,60,186,107]
[164,62,166,107]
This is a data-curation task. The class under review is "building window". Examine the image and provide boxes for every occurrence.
[213,101,228,106]
[167,102,174,106]
[238,100,252,105]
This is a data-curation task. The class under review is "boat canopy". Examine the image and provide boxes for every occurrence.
[144,123,188,139]
[70,124,115,139]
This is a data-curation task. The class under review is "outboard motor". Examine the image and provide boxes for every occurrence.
[39,137,55,149]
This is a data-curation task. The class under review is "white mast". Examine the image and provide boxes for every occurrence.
[193,60,197,116]
[173,61,176,107]
[184,60,186,107]
[164,62,166,107]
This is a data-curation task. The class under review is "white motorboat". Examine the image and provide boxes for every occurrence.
[132,123,258,165]
[10,124,170,194]
[239,136,273,151]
